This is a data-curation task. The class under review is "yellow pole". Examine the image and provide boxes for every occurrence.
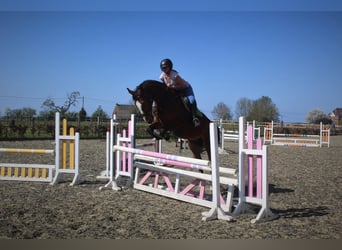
[21,167,26,177]
[42,168,47,178]
[322,124,328,143]
[35,168,40,178]
[28,167,33,178]
[14,167,19,177]
[0,148,54,154]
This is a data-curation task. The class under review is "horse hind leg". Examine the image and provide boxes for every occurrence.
[204,140,211,161]
[188,139,211,162]
[188,140,206,173]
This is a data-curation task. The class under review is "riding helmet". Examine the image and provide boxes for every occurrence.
[160,58,173,70]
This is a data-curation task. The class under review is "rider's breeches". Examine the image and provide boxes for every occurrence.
[179,85,197,105]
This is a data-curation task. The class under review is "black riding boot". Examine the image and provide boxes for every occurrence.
[191,102,200,127]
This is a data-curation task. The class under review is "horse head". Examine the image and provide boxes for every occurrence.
[127,82,156,124]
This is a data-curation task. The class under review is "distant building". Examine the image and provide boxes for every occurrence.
[112,103,136,120]
[328,108,342,125]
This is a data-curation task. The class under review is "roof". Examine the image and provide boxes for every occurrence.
[113,103,136,120]
[333,108,342,117]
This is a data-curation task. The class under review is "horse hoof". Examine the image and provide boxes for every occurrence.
[163,134,171,141]
[154,135,163,140]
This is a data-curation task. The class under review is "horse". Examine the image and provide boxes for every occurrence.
[127,79,214,161]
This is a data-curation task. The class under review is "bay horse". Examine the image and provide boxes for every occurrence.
[127,80,213,161]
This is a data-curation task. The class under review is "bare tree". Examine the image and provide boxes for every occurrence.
[212,102,232,120]
[42,91,80,116]
[235,97,253,119]
[306,109,329,124]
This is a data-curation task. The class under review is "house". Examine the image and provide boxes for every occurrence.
[329,108,342,125]
[112,103,136,120]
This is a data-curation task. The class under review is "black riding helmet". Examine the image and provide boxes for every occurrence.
[160,58,173,70]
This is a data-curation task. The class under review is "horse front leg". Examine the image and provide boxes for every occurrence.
[146,122,165,140]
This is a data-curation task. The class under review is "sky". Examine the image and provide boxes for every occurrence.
[0,1,342,122]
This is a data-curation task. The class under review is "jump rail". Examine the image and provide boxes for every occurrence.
[0,112,80,185]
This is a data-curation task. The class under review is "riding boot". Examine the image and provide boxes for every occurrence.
[191,102,200,127]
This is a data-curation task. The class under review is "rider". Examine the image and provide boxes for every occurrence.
[159,58,200,127]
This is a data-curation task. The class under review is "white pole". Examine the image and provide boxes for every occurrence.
[202,123,233,221]
[70,132,80,186]
[232,116,246,215]
[52,112,60,185]
[106,131,110,176]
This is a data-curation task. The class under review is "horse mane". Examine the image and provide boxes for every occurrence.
[137,80,165,90]
[137,80,178,100]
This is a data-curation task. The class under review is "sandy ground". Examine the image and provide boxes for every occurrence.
[0,135,341,239]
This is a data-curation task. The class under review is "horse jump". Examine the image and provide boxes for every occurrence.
[218,119,260,154]
[0,112,80,185]
[101,114,277,223]
[264,121,330,147]
[98,114,161,189]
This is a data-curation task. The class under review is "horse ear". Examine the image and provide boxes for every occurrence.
[127,88,134,95]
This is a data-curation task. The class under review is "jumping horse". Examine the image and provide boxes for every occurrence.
[127,80,214,161]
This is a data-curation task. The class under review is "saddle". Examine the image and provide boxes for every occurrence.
[157,88,202,119]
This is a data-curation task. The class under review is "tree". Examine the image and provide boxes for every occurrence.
[5,108,36,119]
[41,91,80,116]
[79,107,87,121]
[91,105,109,121]
[39,110,55,119]
[235,97,253,119]
[64,112,78,120]
[305,109,330,124]
[211,102,232,120]
[247,96,279,122]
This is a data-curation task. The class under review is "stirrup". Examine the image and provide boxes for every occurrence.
[193,117,200,127]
